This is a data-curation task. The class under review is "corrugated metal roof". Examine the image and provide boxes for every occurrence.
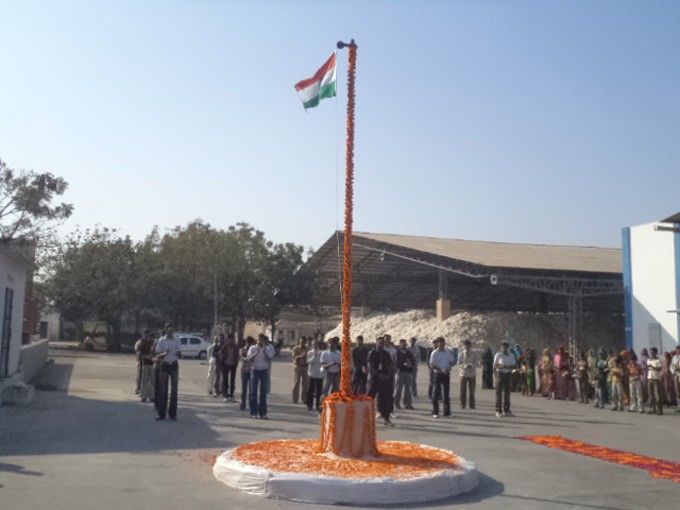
[354,232,622,274]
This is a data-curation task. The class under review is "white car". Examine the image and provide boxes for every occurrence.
[175,334,210,359]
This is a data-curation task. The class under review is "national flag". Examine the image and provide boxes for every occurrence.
[295,52,337,109]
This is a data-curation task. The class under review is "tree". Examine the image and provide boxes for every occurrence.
[155,220,216,330]
[126,228,163,335]
[248,241,311,341]
[45,218,319,343]
[45,228,136,349]
[0,159,73,243]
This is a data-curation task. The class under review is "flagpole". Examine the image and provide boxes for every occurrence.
[337,39,357,398]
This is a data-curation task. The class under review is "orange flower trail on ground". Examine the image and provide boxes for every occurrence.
[234,439,462,480]
[518,435,680,483]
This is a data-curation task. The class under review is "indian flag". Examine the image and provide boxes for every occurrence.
[295,52,337,109]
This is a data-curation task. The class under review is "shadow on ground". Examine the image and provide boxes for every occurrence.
[0,355,235,458]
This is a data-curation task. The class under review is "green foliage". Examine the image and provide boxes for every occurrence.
[0,159,73,243]
[44,227,134,347]
[44,220,317,339]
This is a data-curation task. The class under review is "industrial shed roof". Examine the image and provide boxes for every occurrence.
[661,211,680,224]
[353,232,622,274]
[306,232,623,313]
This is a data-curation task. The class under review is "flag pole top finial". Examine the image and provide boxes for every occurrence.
[337,39,357,49]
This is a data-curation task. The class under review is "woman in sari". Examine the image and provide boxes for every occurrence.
[553,346,568,400]
[525,347,537,396]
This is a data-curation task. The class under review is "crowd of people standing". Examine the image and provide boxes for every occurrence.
[287,333,518,424]
[133,323,182,421]
[134,327,680,424]
[534,344,680,414]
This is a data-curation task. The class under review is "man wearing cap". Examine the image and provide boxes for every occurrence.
[494,341,516,417]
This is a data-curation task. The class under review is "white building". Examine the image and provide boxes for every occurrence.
[0,241,34,391]
[622,212,680,353]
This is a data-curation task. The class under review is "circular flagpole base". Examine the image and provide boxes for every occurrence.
[213,440,478,505]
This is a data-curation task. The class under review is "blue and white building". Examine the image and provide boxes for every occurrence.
[622,212,680,353]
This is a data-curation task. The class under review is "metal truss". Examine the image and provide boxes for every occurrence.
[353,242,489,279]
[489,273,623,298]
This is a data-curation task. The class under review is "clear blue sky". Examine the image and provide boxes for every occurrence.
[1,0,678,251]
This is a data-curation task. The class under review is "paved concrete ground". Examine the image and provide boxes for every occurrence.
[1,344,678,510]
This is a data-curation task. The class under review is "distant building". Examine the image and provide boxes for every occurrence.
[622,212,680,353]
[245,309,338,347]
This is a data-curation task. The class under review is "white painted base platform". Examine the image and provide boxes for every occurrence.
[213,445,478,505]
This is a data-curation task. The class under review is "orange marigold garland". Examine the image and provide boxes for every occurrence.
[317,391,377,457]
[235,440,462,480]
[316,41,381,460]
[366,404,380,457]
[340,42,357,398]
[518,435,680,484]
[340,400,355,455]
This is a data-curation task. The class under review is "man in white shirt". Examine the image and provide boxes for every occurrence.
[494,341,516,417]
[307,340,325,412]
[154,323,182,421]
[429,337,455,418]
[458,339,479,410]
[321,337,342,397]
[647,347,663,416]
[247,334,275,419]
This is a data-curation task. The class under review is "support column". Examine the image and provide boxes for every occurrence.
[568,294,583,360]
[437,299,451,322]
[437,270,451,321]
